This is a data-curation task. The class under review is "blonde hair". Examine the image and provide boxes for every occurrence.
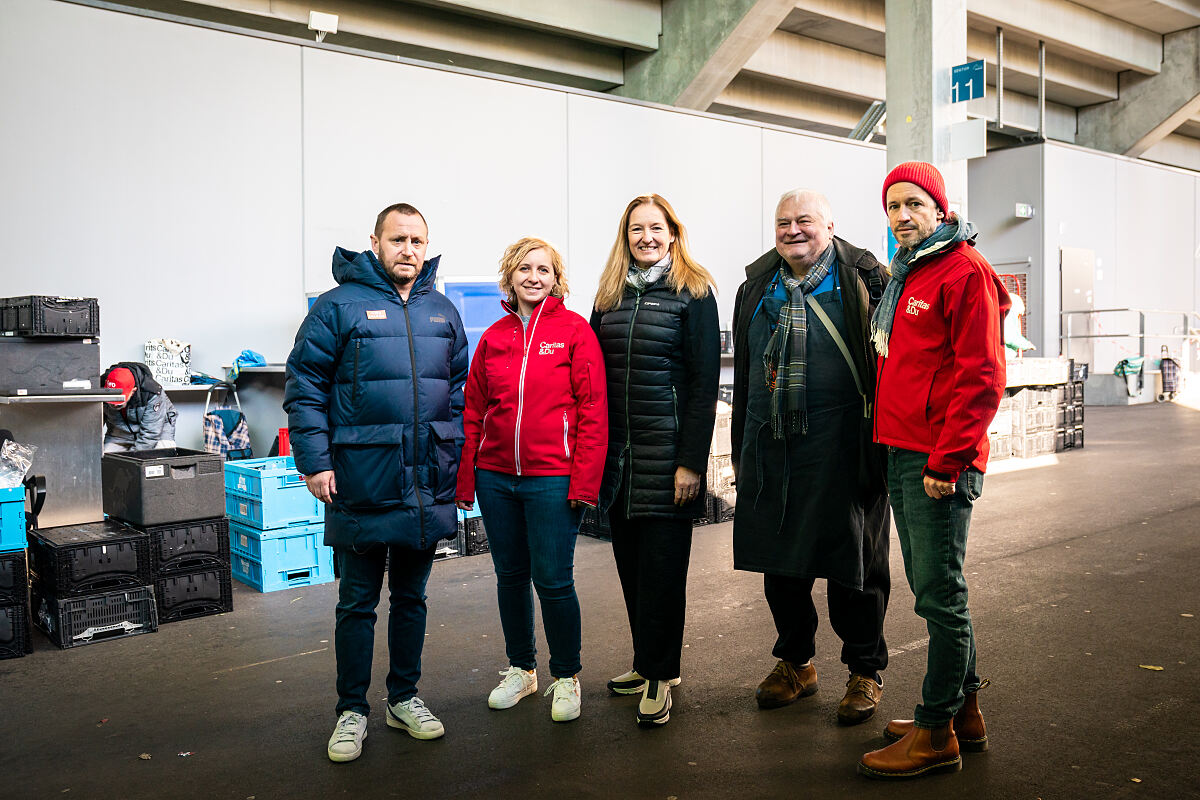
[498,237,569,303]
[593,194,715,313]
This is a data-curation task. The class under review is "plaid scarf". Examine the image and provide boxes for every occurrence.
[870,217,975,357]
[763,244,835,438]
[626,255,671,292]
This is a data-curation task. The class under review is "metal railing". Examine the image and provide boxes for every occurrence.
[1060,308,1200,373]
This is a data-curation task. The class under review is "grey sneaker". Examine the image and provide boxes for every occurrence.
[327,711,367,762]
[386,696,445,740]
[545,676,581,722]
[607,669,682,695]
[488,666,538,709]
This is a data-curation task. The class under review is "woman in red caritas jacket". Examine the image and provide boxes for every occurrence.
[455,236,607,724]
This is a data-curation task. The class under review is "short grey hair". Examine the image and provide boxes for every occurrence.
[775,189,833,224]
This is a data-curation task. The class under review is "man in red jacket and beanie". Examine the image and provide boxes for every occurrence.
[859,162,1010,780]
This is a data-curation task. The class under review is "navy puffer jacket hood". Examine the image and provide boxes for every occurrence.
[284,247,468,550]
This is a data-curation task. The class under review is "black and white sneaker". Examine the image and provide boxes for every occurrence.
[636,680,671,726]
[607,669,681,695]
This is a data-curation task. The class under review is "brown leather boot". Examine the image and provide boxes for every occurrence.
[837,674,883,725]
[883,681,989,751]
[755,660,818,709]
[858,723,961,779]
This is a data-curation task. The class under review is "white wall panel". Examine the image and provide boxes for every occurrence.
[0,0,303,373]
[761,130,888,265]
[565,95,763,326]
[301,48,569,297]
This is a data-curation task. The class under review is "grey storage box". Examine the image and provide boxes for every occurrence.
[102,448,225,527]
[0,336,101,392]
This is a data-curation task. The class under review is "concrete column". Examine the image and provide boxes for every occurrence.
[614,0,795,109]
[885,0,969,216]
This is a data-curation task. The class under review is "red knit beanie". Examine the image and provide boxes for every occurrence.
[882,161,948,214]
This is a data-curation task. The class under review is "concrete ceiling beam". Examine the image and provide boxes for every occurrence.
[1076,27,1200,156]
[403,0,662,50]
[112,0,623,89]
[1067,0,1200,35]
[710,74,872,136]
[741,31,886,101]
[968,0,1164,74]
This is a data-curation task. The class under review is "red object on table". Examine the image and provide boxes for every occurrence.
[277,427,290,456]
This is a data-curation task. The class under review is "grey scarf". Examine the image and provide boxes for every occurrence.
[870,217,976,357]
[626,255,671,292]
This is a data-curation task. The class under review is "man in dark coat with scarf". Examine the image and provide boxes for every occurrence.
[731,189,891,726]
[285,202,468,763]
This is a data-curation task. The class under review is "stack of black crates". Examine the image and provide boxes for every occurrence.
[1,295,102,654]
[102,449,233,626]
[27,521,159,648]
[1054,380,1086,452]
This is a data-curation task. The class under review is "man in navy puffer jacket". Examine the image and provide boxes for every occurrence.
[285,203,468,763]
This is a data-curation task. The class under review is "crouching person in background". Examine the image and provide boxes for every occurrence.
[102,362,177,452]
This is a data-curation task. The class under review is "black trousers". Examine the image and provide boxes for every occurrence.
[763,564,889,681]
[609,506,693,681]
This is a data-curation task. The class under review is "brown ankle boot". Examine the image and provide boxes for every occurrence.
[755,660,818,709]
[858,723,961,779]
[883,682,989,751]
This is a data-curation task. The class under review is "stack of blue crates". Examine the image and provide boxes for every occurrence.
[1,485,31,659]
[224,457,333,592]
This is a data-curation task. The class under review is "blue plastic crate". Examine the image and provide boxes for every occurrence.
[228,520,334,593]
[224,456,323,530]
[1,486,26,552]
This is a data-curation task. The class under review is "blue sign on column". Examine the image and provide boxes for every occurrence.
[951,60,986,103]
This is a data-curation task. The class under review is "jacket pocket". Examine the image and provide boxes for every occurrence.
[562,411,571,459]
[428,420,465,503]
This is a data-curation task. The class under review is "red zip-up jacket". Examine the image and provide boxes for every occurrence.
[456,295,608,506]
[874,239,1011,482]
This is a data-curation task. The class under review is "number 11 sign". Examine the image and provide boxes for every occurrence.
[951,60,986,103]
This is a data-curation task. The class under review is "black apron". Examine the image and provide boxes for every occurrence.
[732,277,869,589]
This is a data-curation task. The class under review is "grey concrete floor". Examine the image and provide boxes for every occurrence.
[1,404,1198,800]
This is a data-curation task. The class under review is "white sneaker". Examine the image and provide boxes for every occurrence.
[327,711,367,762]
[545,676,581,722]
[386,696,445,740]
[488,666,538,709]
[607,669,682,695]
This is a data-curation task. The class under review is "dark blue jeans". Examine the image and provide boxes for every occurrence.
[475,469,584,679]
[887,447,983,728]
[334,543,435,716]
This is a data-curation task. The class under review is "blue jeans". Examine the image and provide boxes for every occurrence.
[887,447,983,728]
[334,543,435,716]
[475,469,584,678]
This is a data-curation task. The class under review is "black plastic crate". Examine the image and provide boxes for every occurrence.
[0,549,28,605]
[1054,429,1068,453]
[709,494,735,524]
[465,517,489,556]
[1072,426,1085,449]
[0,296,99,337]
[1,602,32,659]
[27,521,151,596]
[102,448,226,527]
[154,566,233,623]
[0,336,101,392]
[30,583,158,649]
[435,523,467,561]
[140,517,230,576]
[579,507,611,541]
